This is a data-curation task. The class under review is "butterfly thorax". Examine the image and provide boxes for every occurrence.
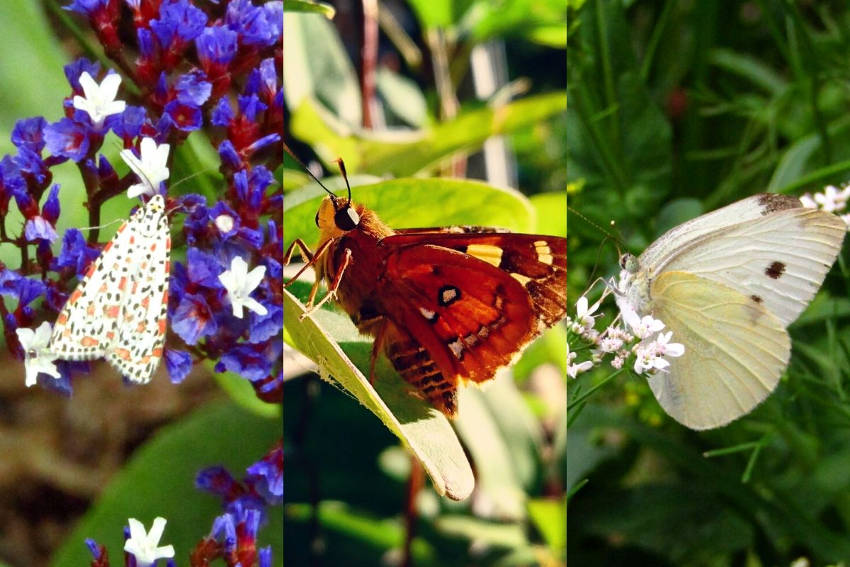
[616,253,653,316]
[316,198,395,333]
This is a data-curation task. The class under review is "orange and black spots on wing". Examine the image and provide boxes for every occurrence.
[384,322,458,416]
[385,244,538,384]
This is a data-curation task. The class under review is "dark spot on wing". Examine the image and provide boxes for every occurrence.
[765,261,785,279]
[757,193,801,214]
[751,295,763,304]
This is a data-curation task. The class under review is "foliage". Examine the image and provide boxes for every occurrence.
[568,1,850,564]
[284,1,566,565]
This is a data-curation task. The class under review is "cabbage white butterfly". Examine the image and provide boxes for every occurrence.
[616,193,846,429]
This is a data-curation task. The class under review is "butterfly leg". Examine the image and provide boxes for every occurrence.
[299,248,353,319]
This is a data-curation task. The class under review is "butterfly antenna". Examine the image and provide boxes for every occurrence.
[283,141,337,201]
[335,158,352,203]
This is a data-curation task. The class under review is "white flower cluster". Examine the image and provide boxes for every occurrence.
[567,279,684,379]
[800,184,850,229]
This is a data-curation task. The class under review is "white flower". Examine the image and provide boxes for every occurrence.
[120,137,171,198]
[215,214,235,233]
[633,331,685,375]
[567,348,594,379]
[574,295,601,329]
[123,517,175,567]
[800,193,817,209]
[654,331,685,358]
[814,184,850,213]
[218,256,268,318]
[15,322,60,387]
[623,311,665,340]
[72,72,126,128]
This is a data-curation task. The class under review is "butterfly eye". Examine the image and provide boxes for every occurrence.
[335,206,360,231]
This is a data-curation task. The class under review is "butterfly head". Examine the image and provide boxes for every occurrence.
[619,252,639,274]
[316,195,361,238]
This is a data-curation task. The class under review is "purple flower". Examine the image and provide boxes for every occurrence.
[42,184,61,223]
[215,343,273,382]
[246,445,282,504]
[153,0,208,43]
[218,139,241,170]
[226,0,281,47]
[172,292,218,345]
[196,465,239,498]
[63,58,101,91]
[24,216,58,242]
[53,229,100,277]
[164,99,203,132]
[175,71,212,106]
[44,118,90,162]
[164,349,193,384]
[211,97,234,126]
[11,117,47,152]
[237,94,266,122]
[249,303,281,344]
[195,26,238,70]
[15,147,50,185]
[64,0,109,17]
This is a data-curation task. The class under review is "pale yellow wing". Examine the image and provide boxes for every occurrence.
[648,271,791,430]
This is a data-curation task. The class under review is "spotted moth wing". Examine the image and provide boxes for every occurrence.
[104,194,170,383]
[48,195,170,383]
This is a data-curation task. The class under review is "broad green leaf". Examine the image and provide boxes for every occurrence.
[283,177,537,251]
[290,93,567,176]
[50,401,281,567]
[529,192,566,236]
[212,364,282,419]
[283,290,474,501]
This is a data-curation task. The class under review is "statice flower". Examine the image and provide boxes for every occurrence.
[0,0,281,563]
[800,183,850,228]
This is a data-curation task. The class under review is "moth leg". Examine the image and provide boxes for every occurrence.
[299,248,352,319]
[284,238,334,291]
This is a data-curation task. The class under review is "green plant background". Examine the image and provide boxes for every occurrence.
[284,1,566,565]
[568,1,850,564]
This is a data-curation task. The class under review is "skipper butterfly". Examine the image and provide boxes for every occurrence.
[283,150,567,416]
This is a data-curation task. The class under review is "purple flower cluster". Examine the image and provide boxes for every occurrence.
[194,442,282,566]
[0,0,282,401]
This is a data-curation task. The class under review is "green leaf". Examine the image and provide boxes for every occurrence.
[283,177,537,252]
[283,290,475,501]
[530,192,566,236]
[290,93,567,176]
[212,364,282,419]
[527,498,566,551]
[283,0,335,18]
[283,12,361,127]
[50,401,281,567]
[376,67,429,127]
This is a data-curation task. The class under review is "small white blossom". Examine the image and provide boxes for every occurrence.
[16,322,60,387]
[814,184,850,213]
[633,331,685,375]
[574,295,601,329]
[567,349,594,379]
[120,137,171,198]
[123,517,175,567]
[218,256,268,318]
[73,72,126,128]
[799,193,818,209]
[623,310,665,340]
[215,214,235,233]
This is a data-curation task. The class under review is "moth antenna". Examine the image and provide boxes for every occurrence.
[283,141,337,202]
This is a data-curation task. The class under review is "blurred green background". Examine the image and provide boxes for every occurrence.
[284,0,566,565]
[568,1,850,564]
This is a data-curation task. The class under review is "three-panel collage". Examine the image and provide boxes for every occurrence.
[6,1,850,566]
